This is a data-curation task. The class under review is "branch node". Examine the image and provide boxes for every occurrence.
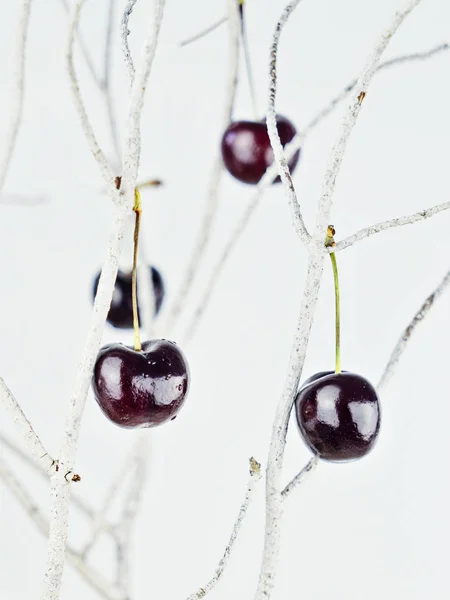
[64,471,81,483]
[249,456,261,477]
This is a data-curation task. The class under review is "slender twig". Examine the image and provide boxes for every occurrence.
[281,456,319,499]
[186,458,262,600]
[0,432,115,534]
[184,41,448,341]
[301,42,449,138]
[378,267,450,392]
[0,458,126,600]
[120,0,166,192]
[266,0,311,246]
[104,0,121,164]
[334,201,450,252]
[254,2,423,599]
[58,0,99,84]
[180,16,227,47]
[0,0,32,193]
[62,0,121,167]
[67,0,117,197]
[0,378,57,475]
[121,0,139,86]
[163,0,241,333]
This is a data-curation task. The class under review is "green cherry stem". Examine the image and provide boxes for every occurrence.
[326,226,341,374]
[132,188,142,352]
[239,0,258,120]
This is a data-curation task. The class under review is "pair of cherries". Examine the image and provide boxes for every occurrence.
[91,267,190,428]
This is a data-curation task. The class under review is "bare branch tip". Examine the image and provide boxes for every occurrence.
[65,471,81,483]
[325,225,336,247]
[249,456,261,477]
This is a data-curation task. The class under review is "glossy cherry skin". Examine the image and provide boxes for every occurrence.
[93,266,165,329]
[295,371,380,461]
[221,115,300,184]
[92,340,190,428]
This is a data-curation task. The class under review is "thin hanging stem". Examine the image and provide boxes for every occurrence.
[239,1,258,119]
[326,226,340,373]
[330,252,341,374]
[132,189,142,352]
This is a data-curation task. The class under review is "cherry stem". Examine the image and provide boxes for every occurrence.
[326,226,341,374]
[132,189,142,352]
[239,1,258,120]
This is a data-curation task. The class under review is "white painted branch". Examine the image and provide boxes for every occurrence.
[334,200,450,251]
[59,0,99,84]
[120,0,166,192]
[301,42,449,138]
[186,458,262,600]
[104,0,122,165]
[315,0,424,235]
[183,41,448,341]
[0,458,126,600]
[163,0,240,333]
[266,0,310,246]
[62,0,121,167]
[0,378,56,475]
[67,0,117,197]
[378,267,450,392]
[254,2,424,599]
[41,205,132,600]
[281,456,319,499]
[0,0,32,193]
[41,2,167,596]
[121,0,139,86]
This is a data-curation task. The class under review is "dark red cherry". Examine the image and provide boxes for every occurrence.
[93,266,165,329]
[221,115,300,184]
[92,340,190,428]
[295,371,381,461]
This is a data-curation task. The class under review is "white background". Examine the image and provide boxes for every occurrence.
[1,0,449,599]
